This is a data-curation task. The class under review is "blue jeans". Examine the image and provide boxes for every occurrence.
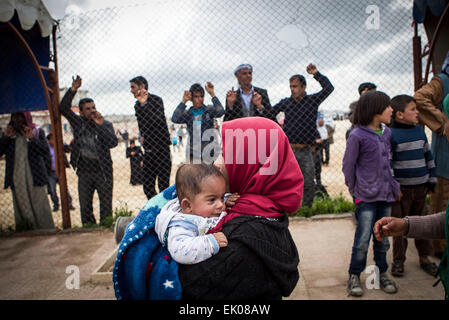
[348,201,391,275]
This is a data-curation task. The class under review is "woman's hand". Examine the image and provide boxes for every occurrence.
[225,193,240,209]
[213,232,228,248]
[373,217,407,242]
[21,126,34,139]
[4,125,15,137]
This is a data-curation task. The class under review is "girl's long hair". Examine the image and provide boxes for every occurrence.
[353,91,390,126]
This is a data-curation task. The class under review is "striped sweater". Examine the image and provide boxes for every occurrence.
[390,121,436,186]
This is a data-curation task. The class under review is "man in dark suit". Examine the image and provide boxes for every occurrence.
[224,64,275,122]
[130,76,172,200]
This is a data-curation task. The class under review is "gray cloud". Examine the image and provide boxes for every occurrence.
[47,0,421,115]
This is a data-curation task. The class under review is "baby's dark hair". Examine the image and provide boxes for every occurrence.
[175,163,224,201]
[353,91,391,126]
[391,95,416,120]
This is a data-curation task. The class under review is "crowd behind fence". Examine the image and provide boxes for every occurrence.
[0,0,430,230]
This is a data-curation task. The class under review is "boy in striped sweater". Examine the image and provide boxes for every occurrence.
[390,95,438,277]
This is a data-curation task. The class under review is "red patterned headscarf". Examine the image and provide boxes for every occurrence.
[24,112,39,138]
[208,117,303,233]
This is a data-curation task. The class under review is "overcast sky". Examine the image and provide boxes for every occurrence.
[41,0,425,117]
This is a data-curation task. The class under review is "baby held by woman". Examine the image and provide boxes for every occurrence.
[155,163,238,264]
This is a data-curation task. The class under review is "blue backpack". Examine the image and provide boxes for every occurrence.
[112,185,182,300]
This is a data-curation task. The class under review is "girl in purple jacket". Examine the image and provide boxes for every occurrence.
[342,91,401,297]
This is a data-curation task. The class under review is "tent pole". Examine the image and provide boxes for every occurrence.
[6,21,71,229]
[51,24,71,229]
[423,2,449,84]
[413,23,423,91]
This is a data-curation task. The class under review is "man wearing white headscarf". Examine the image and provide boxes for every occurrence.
[224,64,276,122]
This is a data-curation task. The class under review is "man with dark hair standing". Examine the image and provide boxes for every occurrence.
[224,64,275,122]
[271,63,334,207]
[59,76,118,226]
[130,76,172,199]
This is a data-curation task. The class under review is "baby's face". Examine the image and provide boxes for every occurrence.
[190,176,226,218]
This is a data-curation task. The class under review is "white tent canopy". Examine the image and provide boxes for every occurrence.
[0,0,55,37]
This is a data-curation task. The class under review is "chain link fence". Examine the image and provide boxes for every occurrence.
[0,0,429,230]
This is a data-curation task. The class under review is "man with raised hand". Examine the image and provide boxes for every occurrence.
[271,63,334,207]
[59,75,118,226]
[224,63,275,122]
[172,82,225,163]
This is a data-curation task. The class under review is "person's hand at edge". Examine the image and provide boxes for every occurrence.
[373,217,407,242]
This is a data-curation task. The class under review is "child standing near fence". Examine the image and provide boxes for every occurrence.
[342,91,401,297]
[389,95,437,277]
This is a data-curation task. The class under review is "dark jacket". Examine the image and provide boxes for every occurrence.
[171,96,225,150]
[224,86,276,122]
[59,89,118,178]
[134,94,171,152]
[0,129,50,189]
[271,72,334,145]
[179,214,299,299]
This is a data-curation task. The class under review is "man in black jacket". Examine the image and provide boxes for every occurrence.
[130,76,172,199]
[224,64,275,122]
[59,76,118,226]
[270,64,334,207]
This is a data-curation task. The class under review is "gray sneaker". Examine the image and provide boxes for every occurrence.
[347,274,364,297]
[380,272,398,294]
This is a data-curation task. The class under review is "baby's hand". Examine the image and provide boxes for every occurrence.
[225,193,240,209]
[213,232,228,248]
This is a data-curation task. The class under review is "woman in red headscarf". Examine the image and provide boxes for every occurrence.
[0,112,54,231]
[178,117,304,300]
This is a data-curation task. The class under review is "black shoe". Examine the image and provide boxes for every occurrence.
[69,205,76,210]
[391,263,404,277]
[53,206,59,212]
[420,262,438,277]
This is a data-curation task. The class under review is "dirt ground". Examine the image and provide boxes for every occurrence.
[0,228,116,300]
[0,216,444,300]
